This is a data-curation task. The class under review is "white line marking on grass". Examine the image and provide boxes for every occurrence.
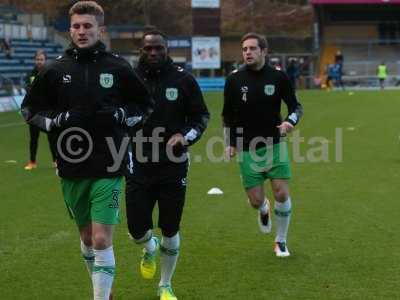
[0,122,25,128]
[47,231,71,243]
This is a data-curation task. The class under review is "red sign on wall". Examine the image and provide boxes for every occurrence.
[311,0,400,4]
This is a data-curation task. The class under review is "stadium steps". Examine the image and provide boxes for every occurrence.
[0,39,63,85]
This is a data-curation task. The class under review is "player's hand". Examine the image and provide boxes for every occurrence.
[167,133,187,147]
[277,121,294,136]
[52,111,85,128]
[20,107,32,121]
[113,107,127,125]
[225,146,236,159]
[97,107,127,125]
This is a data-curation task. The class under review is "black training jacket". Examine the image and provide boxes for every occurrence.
[21,41,153,178]
[130,57,210,165]
[222,63,303,150]
[25,67,39,90]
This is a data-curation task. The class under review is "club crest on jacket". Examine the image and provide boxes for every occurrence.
[100,73,114,88]
[166,88,178,101]
[264,84,275,96]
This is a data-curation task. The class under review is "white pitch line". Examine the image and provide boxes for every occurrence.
[0,121,25,128]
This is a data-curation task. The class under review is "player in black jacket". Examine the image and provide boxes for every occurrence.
[125,30,209,300]
[23,50,58,170]
[21,2,153,299]
[222,33,303,258]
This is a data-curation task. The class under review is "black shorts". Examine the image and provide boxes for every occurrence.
[125,161,188,239]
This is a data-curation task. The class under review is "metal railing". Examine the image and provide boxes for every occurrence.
[0,73,15,96]
[343,61,400,77]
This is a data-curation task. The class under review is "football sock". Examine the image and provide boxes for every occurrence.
[80,240,94,277]
[144,236,157,253]
[159,233,180,287]
[259,198,269,215]
[134,230,157,253]
[92,246,115,300]
[274,198,292,243]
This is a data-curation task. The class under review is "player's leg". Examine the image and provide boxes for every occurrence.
[25,124,39,169]
[157,164,187,300]
[158,229,180,300]
[79,224,94,277]
[246,185,271,233]
[239,148,271,233]
[29,124,39,163]
[79,223,114,300]
[267,142,292,257]
[91,223,115,300]
[90,177,123,300]
[339,77,345,90]
[270,179,291,257]
[125,175,159,279]
[61,178,94,276]
[61,178,116,298]
[47,132,58,166]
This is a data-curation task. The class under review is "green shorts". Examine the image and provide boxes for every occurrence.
[61,177,123,227]
[238,142,291,189]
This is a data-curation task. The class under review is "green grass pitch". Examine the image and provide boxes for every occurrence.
[1,90,400,299]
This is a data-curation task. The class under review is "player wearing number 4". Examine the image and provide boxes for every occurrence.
[21,1,153,299]
[222,32,303,257]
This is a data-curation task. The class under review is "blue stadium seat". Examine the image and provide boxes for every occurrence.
[0,38,63,85]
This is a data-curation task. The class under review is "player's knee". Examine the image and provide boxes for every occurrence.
[125,179,136,200]
[161,228,179,238]
[92,232,111,249]
[249,200,260,209]
[248,196,264,209]
[129,229,152,244]
[81,236,92,247]
[272,183,289,202]
[274,189,289,202]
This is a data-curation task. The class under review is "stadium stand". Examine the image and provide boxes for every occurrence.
[0,39,63,86]
[312,0,400,88]
[0,5,63,88]
[336,42,400,75]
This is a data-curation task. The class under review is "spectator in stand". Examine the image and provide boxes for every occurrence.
[0,38,12,59]
[286,59,300,90]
